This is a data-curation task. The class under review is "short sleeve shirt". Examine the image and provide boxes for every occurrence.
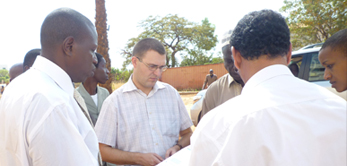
[95,76,193,162]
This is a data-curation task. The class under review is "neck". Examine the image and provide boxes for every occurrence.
[240,55,288,84]
[83,77,98,95]
[132,75,153,96]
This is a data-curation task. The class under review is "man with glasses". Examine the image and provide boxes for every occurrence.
[95,38,193,166]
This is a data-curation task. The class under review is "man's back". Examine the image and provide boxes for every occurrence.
[190,65,346,166]
[0,57,99,165]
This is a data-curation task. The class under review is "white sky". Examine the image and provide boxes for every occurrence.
[0,0,285,70]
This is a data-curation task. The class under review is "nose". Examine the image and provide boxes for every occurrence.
[106,68,110,74]
[323,69,331,80]
[92,53,98,65]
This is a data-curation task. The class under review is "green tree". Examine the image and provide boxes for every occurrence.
[0,69,8,77]
[280,0,347,50]
[111,67,133,82]
[121,15,218,68]
[0,69,9,83]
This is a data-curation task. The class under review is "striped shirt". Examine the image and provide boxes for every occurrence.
[95,76,193,165]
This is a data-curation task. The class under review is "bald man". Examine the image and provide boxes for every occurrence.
[23,48,41,72]
[0,8,100,166]
[9,63,23,82]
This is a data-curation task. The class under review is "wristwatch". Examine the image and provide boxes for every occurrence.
[175,143,183,150]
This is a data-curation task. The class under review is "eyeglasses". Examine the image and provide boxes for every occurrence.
[136,57,168,72]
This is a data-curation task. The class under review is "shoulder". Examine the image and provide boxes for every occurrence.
[98,86,110,95]
[158,81,176,90]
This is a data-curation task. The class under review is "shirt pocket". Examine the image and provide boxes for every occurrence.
[163,120,179,138]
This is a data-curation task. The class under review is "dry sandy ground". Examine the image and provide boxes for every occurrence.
[179,92,198,131]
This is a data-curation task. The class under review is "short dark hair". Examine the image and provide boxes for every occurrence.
[23,48,41,70]
[95,53,105,68]
[133,38,166,57]
[321,28,347,55]
[230,10,290,60]
[40,8,94,49]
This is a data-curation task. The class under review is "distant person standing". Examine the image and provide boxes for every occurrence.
[0,8,100,165]
[77,53,110,125]
[0,86,4,95]
[202,69,217,89]
[9,63,23,82]
[23,48,41,72]
[318,28,347,92]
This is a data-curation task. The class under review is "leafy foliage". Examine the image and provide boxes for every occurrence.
[280,0,347,50]
[0,69,9,83]
[121,15,218,68]
[111,67,133,82]
[180,50,223,67]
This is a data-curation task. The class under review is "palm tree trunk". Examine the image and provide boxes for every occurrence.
[95,0,112,93]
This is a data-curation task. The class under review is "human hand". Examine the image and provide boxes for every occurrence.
[138,153,164,166]
[165,145,180,159]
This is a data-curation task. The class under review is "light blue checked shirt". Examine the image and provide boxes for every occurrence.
[95,76,193,165]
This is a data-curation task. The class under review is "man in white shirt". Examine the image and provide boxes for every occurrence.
[189,10,346,166]
[0,8,100,166]
[95,38,193,166]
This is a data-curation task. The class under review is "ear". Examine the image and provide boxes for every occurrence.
[131,56,138,68]
[232,46,242,70]
[62,36,75,57]
[286,43,292,65]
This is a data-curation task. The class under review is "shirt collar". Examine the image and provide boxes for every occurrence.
[241,64,292,95]
[122,74,166,94]
[32,56,74,97]
[227,74,235,87]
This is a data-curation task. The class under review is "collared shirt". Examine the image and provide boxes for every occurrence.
[202,74,217,89]
[0,56,99,166]
[95,76,193,165]
[201,74,242,118]
[77,84,110,125]
[190,64,346,166]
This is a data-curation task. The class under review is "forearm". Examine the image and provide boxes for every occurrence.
[178,128,193,148]
[99,143,143,165]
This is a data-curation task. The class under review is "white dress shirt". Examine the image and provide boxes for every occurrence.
[95,76,193,165]
[0,56,99,166]
[190,64,346,166]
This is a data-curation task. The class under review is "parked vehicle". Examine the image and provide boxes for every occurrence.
[190,47,346,126]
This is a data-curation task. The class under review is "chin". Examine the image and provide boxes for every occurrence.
[336,87,347,93]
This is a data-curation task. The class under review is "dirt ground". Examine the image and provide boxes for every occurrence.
[179,92,198,131]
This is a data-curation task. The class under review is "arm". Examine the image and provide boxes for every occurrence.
[99,143,164,166]
[202,75,208,89]
[201,82,218,120]
[165,127,193,158]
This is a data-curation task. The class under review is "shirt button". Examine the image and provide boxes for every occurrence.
[156,143,158,145]
[152,127,155,130]
[149,112,152,115]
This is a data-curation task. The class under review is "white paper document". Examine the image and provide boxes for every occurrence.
[157,145,192,166]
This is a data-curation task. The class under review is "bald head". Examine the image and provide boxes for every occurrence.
[23,48,41,72]
[40,8,94,51]
[9,63,23,82]
[39,8,98,83]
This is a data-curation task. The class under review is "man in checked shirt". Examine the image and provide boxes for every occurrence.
[95,38,193,166]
